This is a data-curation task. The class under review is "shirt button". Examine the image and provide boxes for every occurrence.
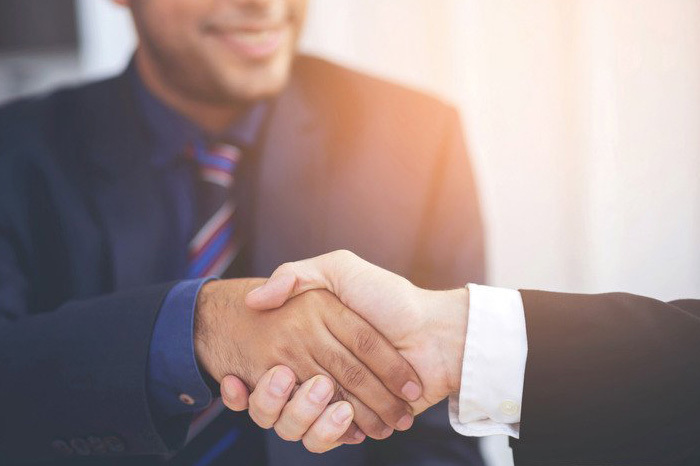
[179,393,196,405]
[499,400,520,416]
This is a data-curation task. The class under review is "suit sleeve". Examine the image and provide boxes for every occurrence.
[511,291,700,465]
[0,222,179,462]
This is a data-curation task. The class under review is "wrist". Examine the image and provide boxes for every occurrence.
[194,278,265,383]
[422,287,469,396]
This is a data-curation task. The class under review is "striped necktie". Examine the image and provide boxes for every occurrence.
[187,142,242,279]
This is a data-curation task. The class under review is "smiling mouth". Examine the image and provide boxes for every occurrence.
[212,26,290,61]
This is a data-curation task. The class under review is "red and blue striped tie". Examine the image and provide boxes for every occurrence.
[187,142,242,279]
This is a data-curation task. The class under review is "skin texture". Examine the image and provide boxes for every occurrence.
[117,0,309,132]
[221,251,469,452]
[194,278,421,439]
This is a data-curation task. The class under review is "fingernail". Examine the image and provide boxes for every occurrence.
[353,430,366,442]
[332,403,353,424]
[269,369,293,396]
[401,381,421,401]
[396,413,413,431]
[381,426,393,438]
[308,377,332,403]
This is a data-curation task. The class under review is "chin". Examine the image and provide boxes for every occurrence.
[224,70,291,102]
[217,49,295,100]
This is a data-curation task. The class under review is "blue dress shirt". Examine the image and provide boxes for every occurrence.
[128,65,268,422]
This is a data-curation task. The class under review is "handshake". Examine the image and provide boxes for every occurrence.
[194,250,469,453]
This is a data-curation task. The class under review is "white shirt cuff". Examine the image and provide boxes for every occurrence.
[448,283,528,438]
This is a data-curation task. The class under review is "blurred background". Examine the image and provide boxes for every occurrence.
[1,1,698,464]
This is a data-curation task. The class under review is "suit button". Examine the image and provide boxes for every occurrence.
[499,400,520,417]
[70,437,91,456]
[50,439,73,456]
[104,435,125,453]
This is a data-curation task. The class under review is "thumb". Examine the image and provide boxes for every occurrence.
[245,270,298,310]
[245,252,346,310]
[221,375,251,411]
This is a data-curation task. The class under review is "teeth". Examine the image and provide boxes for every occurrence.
[233,30,274,45]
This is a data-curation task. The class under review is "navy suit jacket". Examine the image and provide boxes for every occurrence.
[0,55,485,465]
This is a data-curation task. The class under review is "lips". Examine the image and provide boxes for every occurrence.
[213,26,289,61]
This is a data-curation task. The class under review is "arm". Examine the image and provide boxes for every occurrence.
[0,279,176,462]
[232,251,700,464]
[0,226,422,463]
[512,291,700,464]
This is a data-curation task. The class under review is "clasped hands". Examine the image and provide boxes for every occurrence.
[194,250,468,453]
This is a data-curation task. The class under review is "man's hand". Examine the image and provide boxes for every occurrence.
[220,251,470,450]
[193,277,422,439]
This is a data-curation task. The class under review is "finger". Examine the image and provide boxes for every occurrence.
[273,375,334,441]
[318,336,414,432]
[327,306,422,402]
[339,389,394,440]
[301,401,356,454]
[248,365,296,429]
[292,359,392,441]
[337,423,367,445]
[245,252,346,310]
[220,375,251,411]
[246,269,298,310]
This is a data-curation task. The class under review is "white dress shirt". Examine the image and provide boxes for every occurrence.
[448,283,528,438]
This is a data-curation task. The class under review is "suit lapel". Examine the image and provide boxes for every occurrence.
[81,72,178,291]
[249,62,332,276]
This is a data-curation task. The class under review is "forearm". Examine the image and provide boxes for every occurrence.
[193,277,265,384]
[0,283,175,462]
[420,287,469,395]
[513,291,700,462]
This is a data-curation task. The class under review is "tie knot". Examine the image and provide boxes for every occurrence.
[190,142,241,188]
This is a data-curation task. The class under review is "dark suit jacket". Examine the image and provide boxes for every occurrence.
[0,55,485,465]
[511,291,700,466]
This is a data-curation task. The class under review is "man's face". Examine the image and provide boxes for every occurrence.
[127,0,309,104]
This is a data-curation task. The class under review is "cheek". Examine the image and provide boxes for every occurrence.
[138,0,208,50]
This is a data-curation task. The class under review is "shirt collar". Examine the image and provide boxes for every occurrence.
[127,59,268,167]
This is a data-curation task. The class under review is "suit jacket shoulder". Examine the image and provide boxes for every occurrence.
[291,55,461,157]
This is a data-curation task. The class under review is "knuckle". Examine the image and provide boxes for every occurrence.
[335,249,356,261]
[380,400,409,424]
[302,437,325,454]
[363,419,389,439]
[250,397,278,425]
[353,328,380,355]
[274,424,301,442]
[277,262,297,276]
[287,406,312,426]
[316,426,339,444]
[341,364,367,390]
[278,343,301,362]
[248,409,273,429]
